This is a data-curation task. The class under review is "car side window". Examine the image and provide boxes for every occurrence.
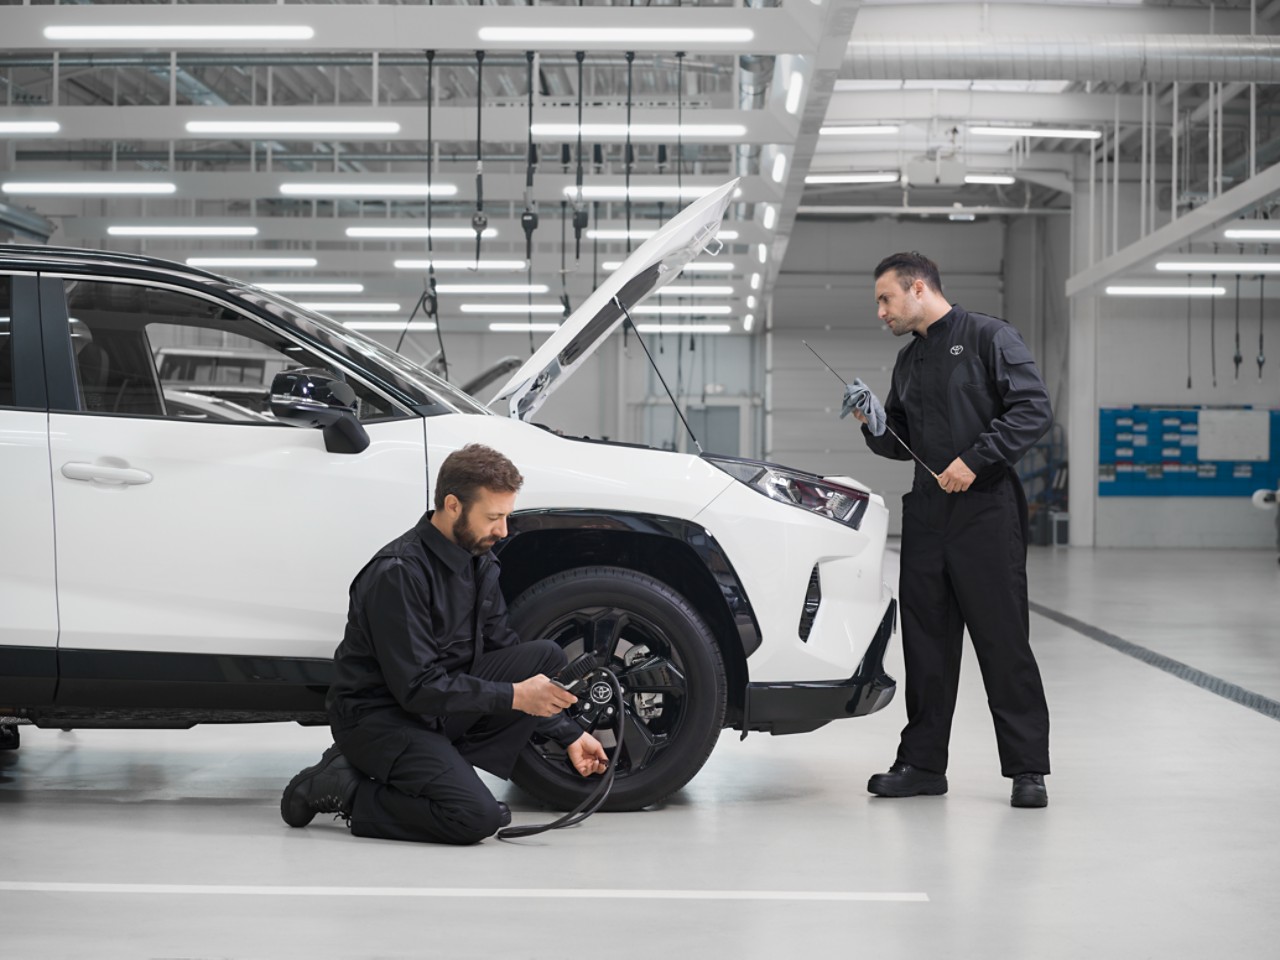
[61,278,402,423]
[0,276,12,407]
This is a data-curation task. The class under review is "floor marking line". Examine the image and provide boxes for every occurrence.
[1029,600,1280,723]
[0,881,928,902]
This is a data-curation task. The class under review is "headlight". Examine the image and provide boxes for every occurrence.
[708,456,869,530]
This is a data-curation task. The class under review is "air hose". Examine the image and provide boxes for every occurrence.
[497,655,625,840]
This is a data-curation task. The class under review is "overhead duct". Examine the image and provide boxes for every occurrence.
[843,36,1280,84]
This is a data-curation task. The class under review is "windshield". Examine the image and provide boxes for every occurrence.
[231,283,492,416]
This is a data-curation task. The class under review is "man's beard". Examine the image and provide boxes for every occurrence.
[453,512,499,556]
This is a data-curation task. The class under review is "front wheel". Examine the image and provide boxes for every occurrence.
[507,566,727,811]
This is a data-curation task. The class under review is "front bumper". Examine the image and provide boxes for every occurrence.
[739,599,897,736]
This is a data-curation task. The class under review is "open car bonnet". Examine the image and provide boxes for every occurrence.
[488,178,740,421]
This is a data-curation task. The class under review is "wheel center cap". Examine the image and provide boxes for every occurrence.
[589,681,613,705]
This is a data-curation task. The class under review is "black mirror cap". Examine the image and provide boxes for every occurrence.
[270,367,357,427]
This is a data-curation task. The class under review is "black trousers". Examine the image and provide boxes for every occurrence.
[332,638,567,845]
[896,472,1050,777]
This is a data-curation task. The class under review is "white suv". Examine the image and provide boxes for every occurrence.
[0,182,896,809]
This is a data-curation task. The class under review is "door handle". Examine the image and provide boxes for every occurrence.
[60,461,153,486]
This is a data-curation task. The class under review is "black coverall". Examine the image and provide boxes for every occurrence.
[326,513,581,844]
[862,304,1053,777]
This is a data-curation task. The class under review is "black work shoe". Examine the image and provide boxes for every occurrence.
[1011,773,1049,808]
[496,802,512,828]
[280,744,360,828]
[867,762,948,798]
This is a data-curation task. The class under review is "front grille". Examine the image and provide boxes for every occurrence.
[798,565,821,641]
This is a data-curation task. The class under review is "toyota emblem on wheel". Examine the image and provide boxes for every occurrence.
[590,681,613,705]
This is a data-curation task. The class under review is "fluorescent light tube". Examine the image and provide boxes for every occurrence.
[434,284,549,295]
[750,272,762,290]
[785,73,804,115]
[746,296,757,309]
[604,260,737,272]
[762,205,777,230]
[259,282,363,293]
[1224,228,1280,240]
[771,154,788,183]
[965,174,1016,185]
[347,226,497,239]
[44,26,315,41]
[635,324,732,333]
[562,185,719,201]
[188,121,399,136]
[634,305,733,316]
[971,126,1101,140]
[949,213,977,221]
[1105,285,1226,297]
[344,321,437,332]
[187,256,316,268]
[480,27,752,44]
[281,183,458,198]
[108,225,259,237]
[743,314,755,332]
[805,173,898,185]
[532,123,746,139]
[489,322,561,333]
[1156,261,1280,273]
[819,125,900,136]
[0,121,60,134]
[3,181,176,195]
[395,259,525,271]
[657,285,735,296]
[757,243,768,264]
[299,302,400,313]
[461,304,564,314]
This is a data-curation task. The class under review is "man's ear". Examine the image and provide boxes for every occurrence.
[443,493,463,518]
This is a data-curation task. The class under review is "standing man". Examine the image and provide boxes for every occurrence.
[281,443,608,843]
[843,252,1053,808]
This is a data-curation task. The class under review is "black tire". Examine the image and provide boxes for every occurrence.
[0,724,19,751]
[507,566,727,811]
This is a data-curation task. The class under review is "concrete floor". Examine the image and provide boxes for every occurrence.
[3,546,1279,959]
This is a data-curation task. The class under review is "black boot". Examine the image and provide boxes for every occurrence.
[496,802,512,828]
[867,761,948,798]
[280,744,361,828]
[1010,773,1048,808]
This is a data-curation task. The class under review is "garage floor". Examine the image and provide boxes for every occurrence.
[3,546,1279,960]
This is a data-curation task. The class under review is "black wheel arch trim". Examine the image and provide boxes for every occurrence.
[739,598,897,737]
[497,509,762,723]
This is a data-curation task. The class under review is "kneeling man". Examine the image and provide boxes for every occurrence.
[281,443,607,844]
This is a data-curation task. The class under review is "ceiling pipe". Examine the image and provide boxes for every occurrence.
[0,200,55,242]
[842,36,1280,83]
[0,53,728,73]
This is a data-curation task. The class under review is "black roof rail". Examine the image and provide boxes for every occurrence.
[0,243,229,282]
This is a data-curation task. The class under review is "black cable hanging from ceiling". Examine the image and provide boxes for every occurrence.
[625,50,635,256]
[397,49,445,382]
[471,49,487,269]
[1210,268,1218,388]
[522,50,539,355]
[1186,262,1193,390]
[1234,268,1243,379]
[1259,258,1267,379]
[572,51,588,261]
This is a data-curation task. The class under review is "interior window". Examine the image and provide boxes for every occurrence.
[0,276,11,407]
[61,279,402,423]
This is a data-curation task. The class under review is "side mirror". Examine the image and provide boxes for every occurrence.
[270,367,370,454]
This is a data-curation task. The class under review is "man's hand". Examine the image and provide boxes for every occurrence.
[567,732,609,777]
[937,457,977,494]
[511,674,577,717]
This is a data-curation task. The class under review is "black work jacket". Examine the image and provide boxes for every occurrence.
[863,304,1052,489]
[327,512,550,730]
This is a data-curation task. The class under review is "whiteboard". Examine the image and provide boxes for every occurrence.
[1198,409,1271,462]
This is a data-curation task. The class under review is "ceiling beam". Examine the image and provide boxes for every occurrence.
[3,5,815,55]
[1065,159,1280,297]
[824,89,1144,126]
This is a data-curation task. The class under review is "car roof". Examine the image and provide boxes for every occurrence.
[0,243,229,284]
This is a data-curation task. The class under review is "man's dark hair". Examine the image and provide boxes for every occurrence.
[874,251,943,294]
[433,443,524,511]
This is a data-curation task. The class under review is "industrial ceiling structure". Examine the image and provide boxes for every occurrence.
[2,0,1279,341]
